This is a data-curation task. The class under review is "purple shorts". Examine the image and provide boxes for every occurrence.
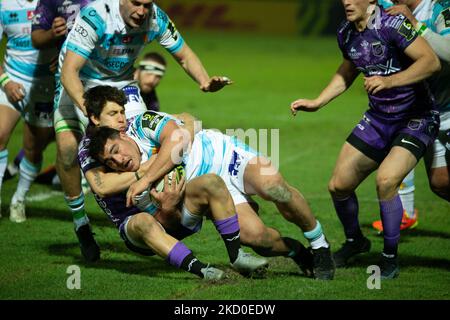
[347,110,440,163]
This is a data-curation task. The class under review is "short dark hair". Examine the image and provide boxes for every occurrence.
[142,52,166,66]
[83,85,127,119]
[87,126,121,164]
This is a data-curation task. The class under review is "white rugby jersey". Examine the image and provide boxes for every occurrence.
[126,111,257,183]
[379,0,450,112]
[0,0,57,82]
[59,0,184,88]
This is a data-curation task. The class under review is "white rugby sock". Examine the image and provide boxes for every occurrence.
[0,149,8,194]
[12,158,41,204]
[399,170,415,218]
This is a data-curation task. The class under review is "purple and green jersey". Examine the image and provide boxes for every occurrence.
[32,0,93,49]
[78,130,140,228]
[337,6,436,121]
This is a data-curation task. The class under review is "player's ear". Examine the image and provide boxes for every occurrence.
[90,115,100,126]
[89,114,100,126]
[119,131,128,140]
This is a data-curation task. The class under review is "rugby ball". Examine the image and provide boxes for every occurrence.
[150,165,186,207]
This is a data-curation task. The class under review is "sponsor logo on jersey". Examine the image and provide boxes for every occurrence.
[27,10,35,21]
[357,58,401,76]
[82,15,97,31]
[75,24,89,37]
[143,112,164,131]
[111,47,135,55]
[397,19,416,41]
[371,41,385,57]
[8,12,19,23]
[442,8,450,28]
[349,47,362,59]
[122,35,133,44]
[228,151,243,176]
[407,119,423,130]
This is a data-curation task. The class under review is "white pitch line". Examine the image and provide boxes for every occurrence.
[26,190,64,203]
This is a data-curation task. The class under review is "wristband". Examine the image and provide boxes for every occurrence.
[0,73,10,88]
[415,22,428,36]
[135,171,141,181]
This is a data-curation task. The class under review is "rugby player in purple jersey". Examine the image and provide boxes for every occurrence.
[290,0,441,279]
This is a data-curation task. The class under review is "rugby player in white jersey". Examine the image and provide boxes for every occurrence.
[86,86,336,280]
[54,0,231,262]
[54,0,229,262]
[0,0,57,222]
[79,85,269,279]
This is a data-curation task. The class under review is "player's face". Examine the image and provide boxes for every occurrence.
[120,0,153,28]
[101,134,141,172]
[96,102,127,132]
[137,71,162,94]
[341,0,371,22]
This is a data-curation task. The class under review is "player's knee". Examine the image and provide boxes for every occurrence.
[201,174,227,197]
[328,175,351,197]
[57,143,79,169]
[260,176,291,203]
[133,213,160,238]
[376,173,399,198]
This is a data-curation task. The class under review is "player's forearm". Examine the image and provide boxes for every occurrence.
[31,29,57,49]
[60,65,86,113]
[140,138,189,187]
[316,61,358,107]
[86,165,150,197]
[175,45,210,87]
[388,54,441,88]
[85,170,136,197]
[422,30,450,63]
[316,73,350,107]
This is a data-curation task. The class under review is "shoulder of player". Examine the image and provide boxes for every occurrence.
[152,3,170,24]
[337,20,351,34]
[78,133,92,153]
[379,7,408,30]
[432,0,450,18]
[79,0,109,22]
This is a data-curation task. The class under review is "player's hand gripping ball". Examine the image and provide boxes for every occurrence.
[133,165,185,210]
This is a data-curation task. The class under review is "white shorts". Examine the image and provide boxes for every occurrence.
[185,130,259,206]
[0,73,54,128]
[53,80,147,134]
[426,111,450,168]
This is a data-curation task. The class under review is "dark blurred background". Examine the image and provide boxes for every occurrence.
[157,0,346,36]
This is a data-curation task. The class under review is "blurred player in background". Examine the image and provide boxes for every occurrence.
[28,0,99,262]
[290,0,440,279]
[5,51,167,187]
[371,0,450,232]
[135,52,167,112]
[0,0,57,223]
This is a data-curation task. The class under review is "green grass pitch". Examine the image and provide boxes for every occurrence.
[0,31,449,300]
